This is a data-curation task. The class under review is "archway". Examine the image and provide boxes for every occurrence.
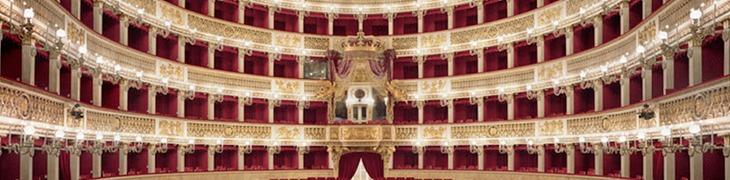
[337,152,384,180]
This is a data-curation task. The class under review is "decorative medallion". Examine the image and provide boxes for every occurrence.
[16,93,30,119]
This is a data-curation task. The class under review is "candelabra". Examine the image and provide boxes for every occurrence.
[498,140,512,154]
[150,138,170,154]
[1,125,38,157]
[239,140,253,155]
[298,95,310,109]
[41,130,67,157]
[525,139,542,155]
[686,124,716,156]
[659,128,682,156]
[210,139,224,154]
[599,137,621,154]
[126,136,145,153]
[268,141,281,154]
[552,138,568,153]
[181,139,196,154]
[440,141,453,154]
[297,141,310,154]
[578,137,597,154]
[469,140,483,154]
[269,94,282,108]
[412,140,424,154]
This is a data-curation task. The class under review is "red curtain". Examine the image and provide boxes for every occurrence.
[337,152,384,180]
[361,153,384,180]
[60,151,71,180]
[337,153,361,180]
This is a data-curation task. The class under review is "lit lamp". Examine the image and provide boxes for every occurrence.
[552,137,567,153]
[211,139,224,153]
[498,139,512,154]
[686,124,715,156]
[468,139,483,154]
[297,141,310,154]
[239,139,253,154]
[660,127,681,155]
[412,139,424,154]
[578,136,596,154]
[525,139,541,155]
[2,125,37,156]
[150,138,170,154]
[181,139,196,154]
[440,141,453,154]
[267,141,281,154]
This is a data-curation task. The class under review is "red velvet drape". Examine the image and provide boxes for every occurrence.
[337,152,384,180]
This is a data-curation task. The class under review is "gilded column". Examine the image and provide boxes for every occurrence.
[386,13,394,35]
[724,21,730,76]
[148,28,157,55]
[446,147,454,170]
[416,56,424,78]
[566,86,574,114]
[119,80,129,110]
[620,148,630,177]
[418,150,424,169]
[297,148,306,169]
[662,50,675,95]
[49,48,62,94]
[92,148,102,178]
[593,145,604,176]
[298,11,305,33]
[177,38,186,62]
[237,146,246,170]
[566,144,575,174]
[664,151,676,180]
[21,31,36,85]
[642,0,652,19]
[593,81,603,111]
[176,147,185,172]
[120,15,129,46]
[642,146,654,180]
[689,150,703,180]
[268,100,276,123]
[70,149,80,180]
[536,91,545,118]
[238,97,247,122]
[594,17,604,46]
[119,145,128,175]
[47,148,60,180]
[537,0,544,7]
[147,144,156,173]
[536,36,545,63]
[70,61,82,101]
[91,70,102,106]
[417,102,424,124]
[416,10,424,33]
[238,0,246,24]
[267,146,276,170]
[268,53,276,77]
[71,0,81,18]
[207,94,219,120]
[327,13,335,35]
[505,94,514,120]
[565,28,574,55]
[177,92,187,118]
[506,0,514,17]
[207,0,215,16]
[507,44,515,68]
[179,0,186,8]
[642,59,654,101]
[268,6,276,29]
[474,49,484,72]
[298,101,305,124]
[357,14,365,32]
[474,97,484,122]
[92,0,103,33]
[620,74,630,107]
[688,36,703,86]
[619,0,630,34]
[537,145,545,172]
[506,145,515,171]
[207,146,216,171]
[19,144,33,180]
[207,45,216,68]
[477,147,484,170]
[147,86,157,114]
[238,48,246,73]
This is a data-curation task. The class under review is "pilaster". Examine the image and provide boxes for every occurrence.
[92,0,103,33]
[120,16,129,45]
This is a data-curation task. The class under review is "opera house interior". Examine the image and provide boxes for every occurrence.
[0,0,729,179]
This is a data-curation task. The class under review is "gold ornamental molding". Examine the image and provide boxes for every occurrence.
[0,77,729,147]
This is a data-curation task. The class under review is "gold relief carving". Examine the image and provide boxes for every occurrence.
[420,80,447,93]
[539,120,563,136]
[451,15,534,44]
[395,127,417,140]
[274,80,299,93]
[126,0,156,14]
[156,61,187,81]
[637,21,657,45]
[187,123,271,139]
[330,127,340,140]
[381,127,392,140]
[659,96,695,126]
[452,123,534,139]
[392,37,418,50]
[341,127,380,140]
[537,4,563,25]
[158,119,185,136]
[304,127,327,140]
[16,94,30,119]
[187,15,271,44]
[159,3,184,25]
[699,87,730,120]
[423,126,446,139]
[536,62,563,81]
[566,0,597,15]
[276,127,300,140]
[85,112,122,131]
[273,34,302,48]
[66,23,85,44]
[420,33,447,48]
[304,37,330,50]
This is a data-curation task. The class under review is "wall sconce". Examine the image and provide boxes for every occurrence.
[181,139,196,154]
